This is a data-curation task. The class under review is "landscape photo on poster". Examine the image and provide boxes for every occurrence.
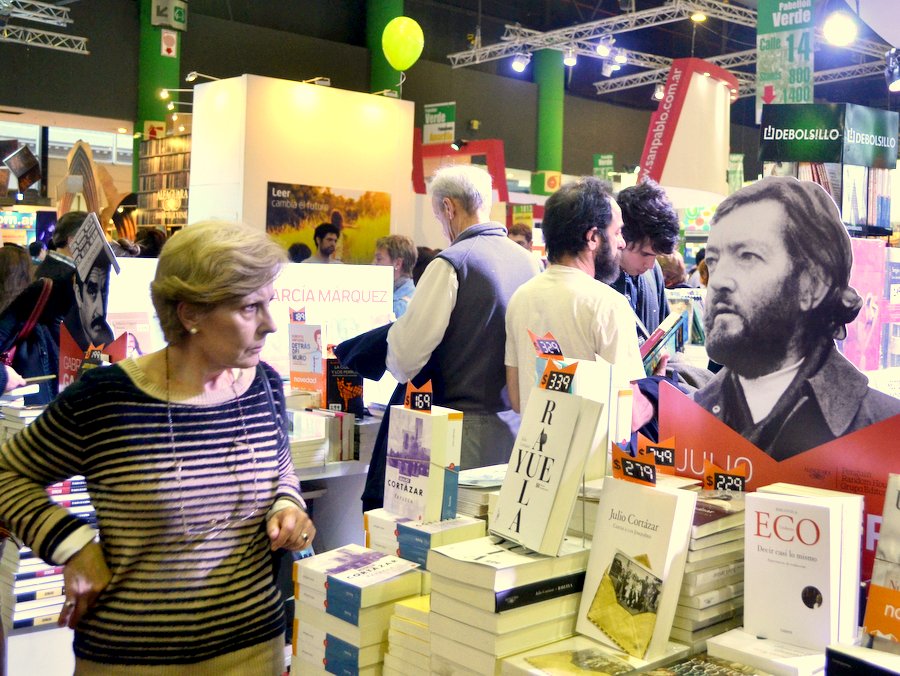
[265,181,391,264]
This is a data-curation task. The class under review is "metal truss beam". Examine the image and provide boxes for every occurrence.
[0,23,88,54]
[682,0,757,28]
[0,1,72,27]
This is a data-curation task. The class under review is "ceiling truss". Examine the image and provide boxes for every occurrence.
[446,0,890,101]
[0,0,88,54]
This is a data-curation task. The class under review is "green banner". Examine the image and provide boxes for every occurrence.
[592,154,615,181]
[756,0,815,123]
[760,103,898,169]
[423,102,456,145]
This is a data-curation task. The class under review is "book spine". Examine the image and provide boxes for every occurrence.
[14,566,65,581]
[494,570,586,612]
[440,466,458,520]
[15,585,65,603]
[12,612,60,630]
[324,633,363,672]
[325,577,363,625]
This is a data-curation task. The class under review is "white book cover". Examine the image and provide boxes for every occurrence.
[575,478,696,660]
[384,404,462,522]
[745,491,847,650]
[491,387,603,555]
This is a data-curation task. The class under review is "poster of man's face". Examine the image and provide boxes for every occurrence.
[73,261,114,349]
[692,177,900,461]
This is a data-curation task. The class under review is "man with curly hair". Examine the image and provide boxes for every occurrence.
[694,177,900,459]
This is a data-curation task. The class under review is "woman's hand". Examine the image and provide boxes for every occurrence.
[58,541,111,629]
[3,365,26,393]
[267,505,316,551]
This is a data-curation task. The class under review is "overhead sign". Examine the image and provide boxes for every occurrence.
[756,0,815,123]
[151,0,188,31]
[592,154,615,181]
[423,101,456,145]
[760,103,899,168]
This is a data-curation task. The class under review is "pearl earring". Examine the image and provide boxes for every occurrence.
[189,327,198,335]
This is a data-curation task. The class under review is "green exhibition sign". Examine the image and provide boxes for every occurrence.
[759,103,899,169]
[423,102,456,145]
[593,154,615,181]
[844,104,899,169]
[755,0,815,123]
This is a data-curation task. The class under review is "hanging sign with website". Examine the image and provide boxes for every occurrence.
[755,0,815,123]
[592,154,615,181]
[423,102,456,145]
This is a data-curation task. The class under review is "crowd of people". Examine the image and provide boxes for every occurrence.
[0,164,895,673]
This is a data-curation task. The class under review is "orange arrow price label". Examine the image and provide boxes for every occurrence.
[612,444,657,487]
[404,380,433,412]
[703,459,748,492]
[539,360,577,393]
[636,434,675,474]
[528,330,564,359]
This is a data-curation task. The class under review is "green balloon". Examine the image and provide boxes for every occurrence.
[382,16,424,72]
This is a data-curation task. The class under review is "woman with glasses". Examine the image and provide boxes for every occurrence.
[0,220,315,675]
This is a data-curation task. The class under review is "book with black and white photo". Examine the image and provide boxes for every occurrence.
[575,478,696,660]
[744,484,863,651]
[383,404,462,523]
[491,386,604,555]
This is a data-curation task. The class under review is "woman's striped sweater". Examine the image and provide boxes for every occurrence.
[0,359,303,665]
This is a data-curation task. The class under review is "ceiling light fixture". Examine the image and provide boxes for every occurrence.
[595,36,615,57]
[691,12,707,22]
[450,139,469,151]
[601,62,617,77]
[823,10,857,47]
[301,76,331,86]
[653,83,665,100]
[511,52,531,73]
[185,71,220,83]
[887,48,900,93]
[613,50,628,65]
[563,48,577,67]
[158,88,191,100]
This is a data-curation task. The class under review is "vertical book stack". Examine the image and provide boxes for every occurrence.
[670,491,746,651]
[292,544,422,675]
[383,595,431,676]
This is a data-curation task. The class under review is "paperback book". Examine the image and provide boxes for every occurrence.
[384,404,462,522]
[575,478,696,660]
[491,387,604,555]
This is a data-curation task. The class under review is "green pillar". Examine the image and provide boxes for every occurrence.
[133,0,181,191]
[367,0,404,96]
[530,49,565,195]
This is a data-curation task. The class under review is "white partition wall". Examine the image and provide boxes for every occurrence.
[188,74,416,237]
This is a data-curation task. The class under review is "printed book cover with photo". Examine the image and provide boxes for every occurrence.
[491,387,603,555]
[744,490,853,650]
[384,404,462,522]
[576,478,696,660]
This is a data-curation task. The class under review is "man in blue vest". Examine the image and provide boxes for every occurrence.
[386,165,540,469]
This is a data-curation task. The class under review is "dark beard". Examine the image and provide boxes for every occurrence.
[594,235,620,284]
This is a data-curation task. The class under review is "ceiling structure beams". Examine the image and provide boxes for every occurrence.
[0,0,88,54]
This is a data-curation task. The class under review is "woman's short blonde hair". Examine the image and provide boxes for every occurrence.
[151,220,287,343]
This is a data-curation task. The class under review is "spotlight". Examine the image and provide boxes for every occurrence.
[613,50,627,65]
[301,76,331,86]
[511,52,531,73]
[601,62,616,77]
[823,11,857,47]
[563,49,577,67]
[371,89,399,97]
[167,101,175,111]
[117,127,127,134]
[185,71,220,83]
[596,36,614,57]
[691,12,707,22]
[887,48,900,93]
[450,139,469,151]
[653,83,665,100]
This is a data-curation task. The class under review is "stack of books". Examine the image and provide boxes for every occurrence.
[383,595,431,675]
[355,416,381,465]
[396,516,486,568]
[0,403,44,443]
[0,529,18,638]
[671,491,746,651]
[456,464,506,524]
[291,544,422,675]
[363,508,408,556]
[11,476,95,631]
[426,536,590,675]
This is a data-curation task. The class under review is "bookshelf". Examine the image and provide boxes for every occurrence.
[136,134,191,232]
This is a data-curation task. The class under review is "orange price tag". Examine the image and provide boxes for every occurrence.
[539,360,577,393]
[636,434,675,474]
[612,444,657,487]
[703,459,748,492]
[404,381,433,412]
[528,330,564,359]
